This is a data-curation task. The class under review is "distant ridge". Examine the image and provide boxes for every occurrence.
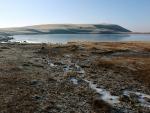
[0,24,131,35]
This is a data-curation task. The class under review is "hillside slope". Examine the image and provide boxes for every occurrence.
[0,24,131,35]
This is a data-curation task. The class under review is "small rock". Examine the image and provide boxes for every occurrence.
[120,94,131,102]
[54,61,64,65]
[32,95,43,101]
[78,46,85,50]
[92,97,112,113]
[143,97,150,103]
[64,54,71,58]
[30,80,39,86]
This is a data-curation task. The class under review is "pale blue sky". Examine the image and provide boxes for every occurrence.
[0,0,150,32]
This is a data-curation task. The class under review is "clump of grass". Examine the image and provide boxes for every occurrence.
[91,58,135,75]
[91,59,117,69]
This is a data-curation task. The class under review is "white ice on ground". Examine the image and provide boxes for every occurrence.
[47,60,57,67]
[84,80,120,105]
[62,62,85,76]
[123,91,150,108]
[70,78,78,85]
[50,63,54,67]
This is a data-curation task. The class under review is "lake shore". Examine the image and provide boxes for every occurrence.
[0,42,150,113]
[1,33,150,44]
[0,34,13,42]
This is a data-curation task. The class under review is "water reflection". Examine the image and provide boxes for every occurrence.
[11,34,150,43]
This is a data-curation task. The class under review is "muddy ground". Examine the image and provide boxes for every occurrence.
[0,42,150,113]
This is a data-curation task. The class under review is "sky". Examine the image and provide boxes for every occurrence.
[0,0,150,32]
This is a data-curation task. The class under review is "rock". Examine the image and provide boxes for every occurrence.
[41,46,45,50]
[50,63,55,67]
[143,97,150,103]
[111,108,127,113]
[48,60,57,67]
[32,95,43,101]
[78,46,86,50]
[75,65,85,74]
[54,61,64,65]
[38,46,49,54]
[64,54,72,58]
[30,80,39,86]
[120,94,131,102]
[22,63,30,66]
[120,87,126,91]
[77,70,85,74]
[48,78,56,82]
[32,63,44,68]
[0,46,10,49]
[80,60,91,68]
[80,65,90,68]
[92,97,112,113]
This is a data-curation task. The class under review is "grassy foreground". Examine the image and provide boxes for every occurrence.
[0,42,150,113]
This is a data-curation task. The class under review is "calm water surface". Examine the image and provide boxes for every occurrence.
[11,34,150,43]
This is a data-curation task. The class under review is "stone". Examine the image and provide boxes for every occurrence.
[120,94,131,102]
[143,97,150,103]
[30,80,39,86]
[92,97,112,113]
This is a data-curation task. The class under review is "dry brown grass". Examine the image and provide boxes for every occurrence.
[45,42,150,89]
[0,72,37,113]
[137,67,150,87]
[94,56,150,88]
[92,57,135,72]
[0,42,150,113]
[134,59,150,87]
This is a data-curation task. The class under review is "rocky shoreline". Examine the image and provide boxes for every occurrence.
[0,42,150,113]
[0,33,13,42]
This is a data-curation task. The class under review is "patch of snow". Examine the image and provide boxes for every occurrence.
[123,91,150,108]
[70,78,78,85]
[48,60,57,67]
[84,80,120,105]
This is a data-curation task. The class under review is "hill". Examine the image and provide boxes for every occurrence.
[0,24,131,35]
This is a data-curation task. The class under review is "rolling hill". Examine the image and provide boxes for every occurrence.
[0,24,131,35]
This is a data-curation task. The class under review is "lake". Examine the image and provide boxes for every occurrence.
[11,34,150,43]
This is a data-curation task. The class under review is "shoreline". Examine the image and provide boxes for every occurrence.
[1,32,150,44]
